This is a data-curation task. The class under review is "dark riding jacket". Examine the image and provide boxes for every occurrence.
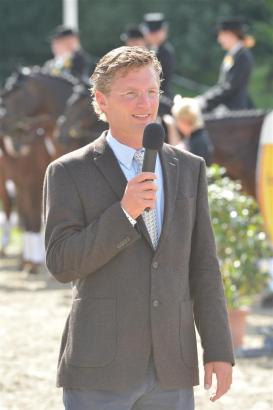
[203,46,254,112]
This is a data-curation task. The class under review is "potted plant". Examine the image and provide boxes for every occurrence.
[207,166,272,348]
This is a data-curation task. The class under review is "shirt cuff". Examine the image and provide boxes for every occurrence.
[121,206,137,226]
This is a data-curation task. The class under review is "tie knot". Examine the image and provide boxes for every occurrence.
[134,150,145,172]
[134,149,144,163]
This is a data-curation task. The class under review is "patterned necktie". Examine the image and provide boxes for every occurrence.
[134,150,159,249]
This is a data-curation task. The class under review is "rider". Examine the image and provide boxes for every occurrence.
[196,17,255,112]
[44,25,94,82]
[141,13,175,100]
[120,24,146,47]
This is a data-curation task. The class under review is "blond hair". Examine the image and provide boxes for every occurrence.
[90,46,162,121]
[171,96,204,129]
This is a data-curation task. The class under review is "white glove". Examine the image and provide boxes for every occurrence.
[194,95,207,110]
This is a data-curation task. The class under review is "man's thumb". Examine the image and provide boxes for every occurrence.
[204,363,213,390]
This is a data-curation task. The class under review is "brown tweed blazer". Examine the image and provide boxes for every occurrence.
[43,132,234,391]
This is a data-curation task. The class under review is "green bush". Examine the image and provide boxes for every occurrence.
[207,165,272,309]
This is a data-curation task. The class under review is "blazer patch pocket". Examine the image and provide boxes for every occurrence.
[176,195,195,204]
[65,297,117,367]
[179,299,198,368]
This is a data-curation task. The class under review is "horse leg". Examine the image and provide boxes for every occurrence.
[16,177,45,273]
[22,232,45,274]
[17,139,52,273]
[0,156,14,256]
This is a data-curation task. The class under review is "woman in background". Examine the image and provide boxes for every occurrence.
[164,96,214,166]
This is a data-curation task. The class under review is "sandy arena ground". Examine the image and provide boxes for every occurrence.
[0,255,272,410]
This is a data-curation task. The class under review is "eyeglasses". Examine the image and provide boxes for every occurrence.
[115,89,163,102]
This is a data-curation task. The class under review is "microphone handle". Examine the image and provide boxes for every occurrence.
[142,149,158,173]
[142,149,158,212]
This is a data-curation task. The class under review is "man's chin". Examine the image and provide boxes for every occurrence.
[134,118,156,129]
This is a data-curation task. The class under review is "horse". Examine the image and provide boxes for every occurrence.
[0,68,76,270]
[204,110,266,198]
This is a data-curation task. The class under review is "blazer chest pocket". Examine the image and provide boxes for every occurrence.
[65,297,117,367]
[173,196,196,227]
[179,299,198,368]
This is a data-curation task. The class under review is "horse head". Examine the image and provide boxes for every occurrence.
[54,82,107,150]
[0,67,76,143]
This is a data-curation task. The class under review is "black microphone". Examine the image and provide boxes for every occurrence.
[142,122,165,172]
[142,123,165,211]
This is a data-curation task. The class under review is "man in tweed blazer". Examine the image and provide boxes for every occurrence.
[43,46,234,410]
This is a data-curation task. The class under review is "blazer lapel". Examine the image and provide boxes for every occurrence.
[156,145,179,253]
[92,133,127,200]
[92,133,154,247]
[136,216,155,250]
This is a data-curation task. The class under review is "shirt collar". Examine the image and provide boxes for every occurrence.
[106,131,142,170]
[229,41,243,56]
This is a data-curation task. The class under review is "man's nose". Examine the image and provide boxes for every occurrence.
[136,92,151,106]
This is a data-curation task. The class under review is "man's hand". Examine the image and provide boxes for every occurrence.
[121,172,158,220]
[204,361,232,402]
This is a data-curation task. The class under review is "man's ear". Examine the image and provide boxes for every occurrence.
[95,90,107,112]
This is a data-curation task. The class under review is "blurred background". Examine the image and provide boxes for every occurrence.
[1,0,273,107]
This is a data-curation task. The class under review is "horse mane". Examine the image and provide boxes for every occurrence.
[1,65,79,97]
[2,69,28,95]
[36,67,79,86]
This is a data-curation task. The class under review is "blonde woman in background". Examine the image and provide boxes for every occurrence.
[164,96,214,166]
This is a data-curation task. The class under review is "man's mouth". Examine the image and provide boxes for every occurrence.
[132,114,150,119]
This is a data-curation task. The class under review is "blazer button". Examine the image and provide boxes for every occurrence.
[152,261,158,269]
[152,300,159,307]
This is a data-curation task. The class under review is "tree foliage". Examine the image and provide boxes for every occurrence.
[0,0,61,80]
[0,0,272,107]
[207,165,272,309]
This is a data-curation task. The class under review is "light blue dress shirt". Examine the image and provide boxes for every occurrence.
[106,132,164,236]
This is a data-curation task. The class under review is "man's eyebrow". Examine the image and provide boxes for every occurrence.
[120,86,159,91]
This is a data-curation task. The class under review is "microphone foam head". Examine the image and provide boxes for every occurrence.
[143,123,165,150]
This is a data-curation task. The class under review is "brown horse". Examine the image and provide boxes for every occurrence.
[0,68,76,268]
[204,110,266,198]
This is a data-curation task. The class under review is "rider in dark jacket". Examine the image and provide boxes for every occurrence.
[196,17,255,112]
[141,13,175,102]
[44,26,95,82]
